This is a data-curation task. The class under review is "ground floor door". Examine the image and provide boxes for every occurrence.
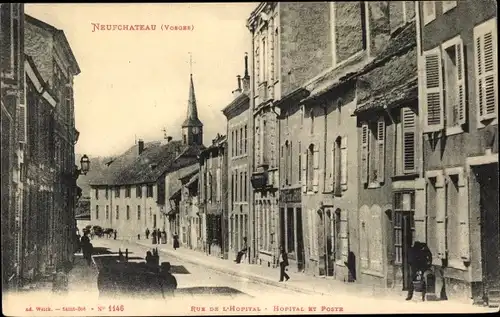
[394,190,416,291]
[476,163,500,303]
[296,208,305,271]
[320,209,335,277]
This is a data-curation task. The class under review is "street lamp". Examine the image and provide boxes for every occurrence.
[79,154,90,176]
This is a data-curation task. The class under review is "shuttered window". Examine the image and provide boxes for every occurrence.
[340,136,348,189]
[423,48,444,132]
[302,148,307,193]
[436,179,447,260]
[474,18,498,122]
[359,206,369,269]
[361,123,369,184]
[376,119,385,183]
[312,143,320,193]
[340,209,349,263]
[216,168,221,202]
[443,37,467,129]
[402,107,417,174]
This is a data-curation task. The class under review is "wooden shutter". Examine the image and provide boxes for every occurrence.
[17,102,27,143]
[455,39,466,125]
[423,48,444,132]
[361,123,369,184]
[457,175,470,261]
[280,144,285,187]
[474,19,498,121]
[328,144,335,192]
[402,107,416,174]
[216,168,221,202]
[312,143,320,193]
[359,207,369,269]
[340,136,348,188]
[289,141,293,185]
[377,118,385,183]
[340,210,349,263]
[436,185,447,260]
[302,150,307,193]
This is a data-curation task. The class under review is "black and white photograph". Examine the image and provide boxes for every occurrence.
[1,2,499,315]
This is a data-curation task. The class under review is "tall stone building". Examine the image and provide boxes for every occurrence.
[417,0,498,306]
[1,3,25,291]
[222,54,251,263]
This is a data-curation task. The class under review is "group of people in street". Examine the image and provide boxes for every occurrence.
[145,228,167,244]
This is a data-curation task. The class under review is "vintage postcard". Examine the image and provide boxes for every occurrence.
[1,2,499,316]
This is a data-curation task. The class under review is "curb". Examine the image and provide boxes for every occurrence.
[136,241,323,296]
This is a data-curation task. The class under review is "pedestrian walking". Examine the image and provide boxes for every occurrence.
[234,237,248,264]
[156,229,161,245]
[173,233,179,250]
[152,229,157,244]
[161,228,167,244]
[113,229,117,240]
[406,241,432,301]
[145,228,150,240]
[278,245,290,282]
[81,232,93,266]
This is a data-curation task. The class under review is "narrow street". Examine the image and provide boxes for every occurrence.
[90,238,300,300]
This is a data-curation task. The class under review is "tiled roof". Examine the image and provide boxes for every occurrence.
[90,141,204,186]
[354,77,418,114]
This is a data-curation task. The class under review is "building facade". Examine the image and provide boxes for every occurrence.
[1,3,25,291]
[179,171,200,250]
[353,3,420,290]
[247,2,281,267]
[417,0,498,305]
[222,54,252,263]
[199,134,227,258]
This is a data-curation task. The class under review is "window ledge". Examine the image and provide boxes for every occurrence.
[367,182,381,189]
[477,117,498,129]
[447,258,469,271]
[232,154,248,160]
[446,125,465,136]
[391,173,419,182]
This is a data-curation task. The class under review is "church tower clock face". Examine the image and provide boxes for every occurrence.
[192,127,200,134]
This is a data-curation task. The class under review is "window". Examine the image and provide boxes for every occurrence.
[422,1,436,25]
[244,125,248,154]
[422,47,444,132]
[116,206,119,220]
[208,172,213,201]
[126,205,130,220]
[125,186,131,198]
[255,39,260,86]
[298,142,302,182]
[306,144,314,192]
[310,110,314,134]
[274,27,279,81]
[474,18,498,123]
[96,206,99,219]
[231,130,235,157]
[136,185,142,198]
[95,188,99,199]
[401,107,417,174]
[231,172,235,203]
[393,192,416,265]
[442,1,457,13]
[361,124,369,184]
[365,119,386,185]
[147,184,154,198]
[240,127,243,155]
[442,36,466,131]
[244,172,247,202]
[115,187,120,198]
[137,206,141,220]
[105,187,109,199]
[235,129,239,156]
[284,141,290,185]
[216,167,221,202]
[332,137,342,194]
[261,37,267,82]
[106,205,109,219]
[240,172,243,202]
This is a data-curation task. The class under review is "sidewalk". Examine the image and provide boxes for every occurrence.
[136,240,495,312]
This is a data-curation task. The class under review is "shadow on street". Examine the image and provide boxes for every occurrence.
[176,286,253,298]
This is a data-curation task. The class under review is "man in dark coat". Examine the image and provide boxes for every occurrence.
[406,241,432,301]
[173,233,180,250]
[145,228,150,239]
[278,245,290,282]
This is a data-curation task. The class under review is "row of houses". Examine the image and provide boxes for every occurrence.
[1,4,82,292]
[88,1,498,306]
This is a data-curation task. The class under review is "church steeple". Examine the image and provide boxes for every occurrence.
[182,53,203,146]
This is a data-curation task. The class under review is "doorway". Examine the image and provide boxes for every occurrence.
[394,191,416,291]
[323,209,334,276]
[476,163,500,302]
[296,208,305,271]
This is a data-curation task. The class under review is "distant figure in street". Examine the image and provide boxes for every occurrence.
[235,237,248,264]
[145,228,150,239]
[173,233,180,250]
[159,262,177,298]
[278,246,290,282]
[157,229,161,245]
[161,229,166,244]
[81,232,93,266]
[113,230,117,240]
[152,229,157,244]
[145,251,154,266]
[278,245,290,282]
[406,241,432,301]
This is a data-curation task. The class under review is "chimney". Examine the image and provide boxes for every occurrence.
[232,75,242,98]
[138,139,145,155]
[242,52,250,92]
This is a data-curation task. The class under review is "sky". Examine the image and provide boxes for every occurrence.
[25,3,258,157]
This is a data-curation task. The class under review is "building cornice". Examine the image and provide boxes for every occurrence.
[221,93,250,118]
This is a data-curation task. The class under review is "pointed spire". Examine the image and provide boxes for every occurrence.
[182,67,203,128]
